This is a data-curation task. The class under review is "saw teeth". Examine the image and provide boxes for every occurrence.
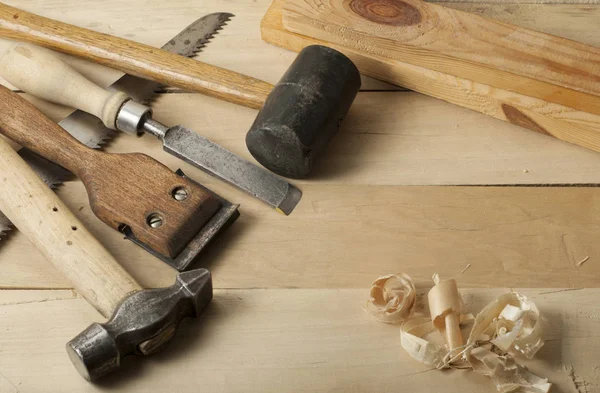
[191,14,234,56]
[153,14,236,97]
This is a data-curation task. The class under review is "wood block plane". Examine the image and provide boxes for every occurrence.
[261,0,600,155]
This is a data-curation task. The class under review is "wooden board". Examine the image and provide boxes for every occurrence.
[2,175,600,290]
[1,288,599,392]
[281,0,600,116]
[263,0,600,155]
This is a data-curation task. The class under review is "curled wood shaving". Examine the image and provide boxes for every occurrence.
[364,273,416,324]
[366,274,551,392]
[466,293,544,359]
[465,292,549,392]
[400,316,447,368]
[469,348,551,393]
[400,314,474,369]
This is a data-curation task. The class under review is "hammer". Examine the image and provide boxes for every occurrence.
[0,3,361,179]
[0,88,213,381]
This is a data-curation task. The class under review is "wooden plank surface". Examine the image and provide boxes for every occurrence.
[1,176,599,290]
[0,1,599,391]
[264,0,600,157]
[282,0,600,119]
[1,288,599,392]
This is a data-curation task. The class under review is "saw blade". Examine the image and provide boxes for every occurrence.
[0,12,234,237]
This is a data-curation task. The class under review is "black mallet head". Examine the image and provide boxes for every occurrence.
[246,45,361,179]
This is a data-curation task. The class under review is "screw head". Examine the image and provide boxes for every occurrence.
[171,187,188,201]
[147,213,164,228]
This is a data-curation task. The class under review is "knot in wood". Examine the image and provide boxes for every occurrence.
[349,0,421,26]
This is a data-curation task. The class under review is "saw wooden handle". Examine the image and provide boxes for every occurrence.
[0,85,222,259]
[0,44,129,130]
[0,133,141,318]
[0,2,273,109]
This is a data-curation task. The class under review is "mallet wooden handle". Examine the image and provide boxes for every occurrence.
[0,133,141,318]
[0,2,273,109]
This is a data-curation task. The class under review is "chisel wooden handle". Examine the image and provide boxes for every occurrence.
[0,44,130,130]
[0,2,273,109]
[0,133,141,318]
[0,85,222,259]
[0,44,129,130]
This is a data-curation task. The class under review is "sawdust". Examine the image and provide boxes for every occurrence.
[576,256,590,267]
[460,263,472,274]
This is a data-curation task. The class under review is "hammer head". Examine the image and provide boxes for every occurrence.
[66,269,213,382]
[246,45,361,179]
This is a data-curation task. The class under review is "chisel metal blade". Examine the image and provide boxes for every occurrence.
[0,13,234,238]
[161,125,302,215]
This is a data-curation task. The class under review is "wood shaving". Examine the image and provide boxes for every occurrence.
[460,263,472,274]
[364,273,416,324]
[366,274,551,392]
[467,292,544,359]
[470,348,551,393]
[576,256,589,266]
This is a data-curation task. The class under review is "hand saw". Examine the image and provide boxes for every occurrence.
[0,12,233,237]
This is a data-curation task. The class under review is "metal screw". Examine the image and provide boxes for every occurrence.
[171,187,188,201]
[147,213,164,228]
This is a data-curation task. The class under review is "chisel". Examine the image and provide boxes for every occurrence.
[0,12,234,237]
[0,45,302,215]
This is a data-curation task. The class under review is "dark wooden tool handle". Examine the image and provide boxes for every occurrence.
[0,85,90,174]
[0,86,222,259]
[0,2,273,109]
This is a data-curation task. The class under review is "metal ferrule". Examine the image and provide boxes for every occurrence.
[142,118,169,140]
[116,100,152,135]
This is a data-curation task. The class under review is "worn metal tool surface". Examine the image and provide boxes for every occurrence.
[0,133,213,381]
[0,44,302,215]
[0,12,232,237]
[0,4,361,179]
[0,85,239,271]
[68,269,213,381]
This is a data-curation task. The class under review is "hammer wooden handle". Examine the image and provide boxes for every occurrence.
[0,124,141,318]
[0,44,129,130]
[0,2,273,109]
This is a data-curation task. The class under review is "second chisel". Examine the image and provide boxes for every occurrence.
[0,44,302,215]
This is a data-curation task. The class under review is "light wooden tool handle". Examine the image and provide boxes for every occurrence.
[0,44,129,130]
[0,135,142,318]
[0,3,273,109]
